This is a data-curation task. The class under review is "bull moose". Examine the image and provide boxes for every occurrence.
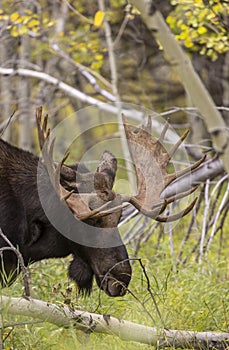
[0,107,204,297]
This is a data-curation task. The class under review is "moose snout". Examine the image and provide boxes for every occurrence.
[85,245,132,297]
[96,268,131,297]
[105,278,128,297]
[98,275,128,297]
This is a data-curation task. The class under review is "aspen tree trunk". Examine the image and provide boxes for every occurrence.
[18,2,32,150]
[0,23,16,142]
[222,51,229,125]
[129,0,229,173]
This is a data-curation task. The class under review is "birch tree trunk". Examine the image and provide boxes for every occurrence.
[18,2,32,151]
[0,21,17,142]
[1,296,229,350]
[222,51,229,125]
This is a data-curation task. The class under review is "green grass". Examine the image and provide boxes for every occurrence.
[1,217,229,349]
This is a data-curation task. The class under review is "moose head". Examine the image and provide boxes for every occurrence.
[0,106,205,298]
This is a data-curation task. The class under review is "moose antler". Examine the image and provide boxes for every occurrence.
[36,107,205,224]
[36,107,123,221]
[122,115,206,222]
[36,107,92,219]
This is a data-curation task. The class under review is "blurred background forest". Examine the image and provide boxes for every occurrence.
[0,0,228,149]
[0,0,229,349]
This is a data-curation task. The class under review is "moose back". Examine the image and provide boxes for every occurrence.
[0,132,131,297]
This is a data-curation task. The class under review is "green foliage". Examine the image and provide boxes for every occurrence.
[0,0,106,72]
[1,215,229,349]
[166,0,229,60]
[66,25,105,72]
[53,1,106,72]
[0,1,228,348]
[0,8,54,38]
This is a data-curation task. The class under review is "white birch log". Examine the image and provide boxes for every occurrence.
[1,296,229,349]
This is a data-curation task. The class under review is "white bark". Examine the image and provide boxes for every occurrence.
[0,67,144,119]
[121,157,225,224]
[161,157,225,198]
[129,0,229,174]
[98,0,136,191]
[0,66,225,205]
[0,66,226,219]
[1,296,229,349]
[18,34,32,150]
[222,52,229,122]
[0,28,15,142]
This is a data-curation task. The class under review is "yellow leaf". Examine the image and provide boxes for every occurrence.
[181,24,188,30]
[27,19,39,29]
[0,14,9,21]
[11,25,19,37]
[95,54,103,61]
[18,24,28,35]
[25,9,32,15]
[197,26,207,35]
[47,20,55,27]
[179,32,187,40]
[10,12,20,22]
[94,10,105,27]
[185,37,194,48]
[166,15,175,26]
[22,15,30,24]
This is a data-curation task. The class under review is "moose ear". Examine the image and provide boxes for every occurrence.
[60,165,79,191]
[96,151,117,190]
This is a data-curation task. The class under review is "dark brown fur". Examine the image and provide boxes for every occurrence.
[0,139,131,296]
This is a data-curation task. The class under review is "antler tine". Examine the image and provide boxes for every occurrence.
[40,136,60,195]
[156,197,198,222]
[158,119,170,143]
[164,185,199,204]
[128,186,199,220]
[79,200,125,220]
[36,107,136,222]
[129,196,167,218]
[121,115,205,222]
[36,106,50,151]
[36,107,72,198]
[42,113,49,134]
[165,154,206,187]
[50,138,60,192]
[54,151,70,194]
[167,129,189,160]
[142,115,152,133]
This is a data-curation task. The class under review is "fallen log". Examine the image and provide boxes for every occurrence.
[1,296,229,349]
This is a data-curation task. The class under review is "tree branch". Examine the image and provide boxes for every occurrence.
[1,296,229,349]
[0,66,226,223]
[0,66,143,120]
[0,228,31,297]
[49,42,115,100]
[161,157,225,198]
[121,157,225,224]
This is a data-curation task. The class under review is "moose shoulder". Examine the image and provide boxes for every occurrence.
[0,107,205,297]
[0,134,131,297]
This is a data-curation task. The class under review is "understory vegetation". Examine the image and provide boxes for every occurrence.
[1,209,229,349]
[0,0,228,348]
